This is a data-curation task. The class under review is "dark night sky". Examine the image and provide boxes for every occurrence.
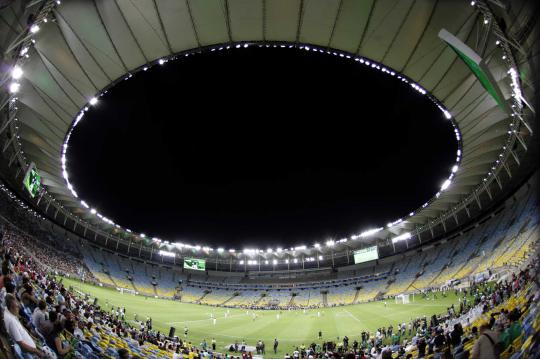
[68,46,457,248]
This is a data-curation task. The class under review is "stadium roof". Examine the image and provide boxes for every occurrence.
[0,0,536,258]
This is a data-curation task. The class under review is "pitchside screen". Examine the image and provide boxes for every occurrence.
[354,246,379,264]
[23,164,41,198]
[184,258,206,271]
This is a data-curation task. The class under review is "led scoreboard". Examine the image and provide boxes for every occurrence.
[353,246,379,264]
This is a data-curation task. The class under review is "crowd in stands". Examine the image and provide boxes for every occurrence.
[279,260,539,359]
[2,230,94,281]
[0,220,538,359]
[0,179,539,358]
[0,228,227,358]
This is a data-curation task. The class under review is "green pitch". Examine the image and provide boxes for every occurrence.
[62,278,460,358]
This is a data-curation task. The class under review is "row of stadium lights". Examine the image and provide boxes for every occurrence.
[469,0,526,186]
[10,39,462,253]
[240,256,321,266]
[413,0,528,236]
[158,249,323,264]
[0,182,45,220]
[5,1,521,254]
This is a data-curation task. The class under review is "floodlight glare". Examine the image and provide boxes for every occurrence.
[441,179,451,191]
[392,232,411,243]
[89,97,98,105]
[11,66,23,80]
[9,82,20,93]
[30,24,40,33]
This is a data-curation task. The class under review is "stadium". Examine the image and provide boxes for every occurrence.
[0,0,539,359]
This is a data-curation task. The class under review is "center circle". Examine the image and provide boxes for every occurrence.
[67,46,457,247]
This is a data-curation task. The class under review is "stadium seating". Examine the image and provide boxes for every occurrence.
[69,186,540,310]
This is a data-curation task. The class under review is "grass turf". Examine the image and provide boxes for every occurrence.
[62,277,460,358]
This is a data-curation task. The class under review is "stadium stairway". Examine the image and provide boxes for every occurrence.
[195,290,210,304]
[106,272,118,287]
[130,280,139,294]
[322,292,328,307]
[288,294,295,307]
[352,288,360,304]
[252,292,266,306]
[221,293,238,306]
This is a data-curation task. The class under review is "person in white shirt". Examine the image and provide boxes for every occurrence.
[31,300,47,332]
[4,294,44,358]
[73,321,85,339]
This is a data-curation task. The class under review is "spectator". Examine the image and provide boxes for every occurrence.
[417,337,427,358]
[471,324,499,359]
[118,348,130,359]
[44,321,71,358]
[499,309,522,349]
[451,322,464,350]
[31,300,47,332]
[3,293,44,358]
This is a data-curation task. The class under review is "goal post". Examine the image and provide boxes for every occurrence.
[117,287,136,296]
[395,294,410,304]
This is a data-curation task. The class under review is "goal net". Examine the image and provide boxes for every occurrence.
[395,294,410,304]
[117,287,136,296]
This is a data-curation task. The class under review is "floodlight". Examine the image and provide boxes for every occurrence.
[441,179,451,191]
[9,82,20,93]
[11,66,23,80]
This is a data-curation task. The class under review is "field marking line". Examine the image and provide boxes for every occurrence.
[165,313,247,325]
[343,309,363,325]
[184,330,313,343]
